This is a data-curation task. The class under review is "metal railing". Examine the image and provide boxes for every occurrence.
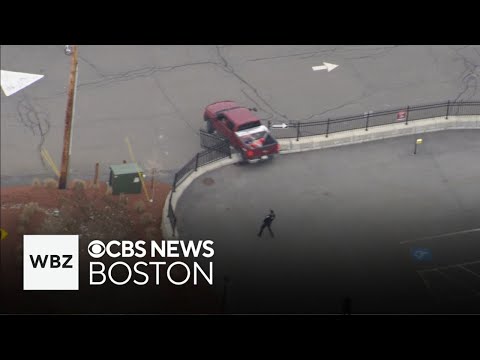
[167,192,177,236]
[168,140,231,235]
[172,142,231,193]
[166,99,480,235]
[269,100,480,141]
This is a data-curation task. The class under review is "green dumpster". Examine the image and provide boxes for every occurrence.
[108,163,144,195]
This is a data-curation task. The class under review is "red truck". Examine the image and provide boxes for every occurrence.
[203,101,280,162]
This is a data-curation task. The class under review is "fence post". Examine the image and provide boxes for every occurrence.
[365,112,370,131]
[326,118,330,138]
[168,193,172,218]
[93,162,99,185]
[446,100,450,119]
[151,168,156,199]
[172,173,178,193]
[168,193,176,236]
[194,152,200,171]
[405,106,409,125]
[296,121,300,141]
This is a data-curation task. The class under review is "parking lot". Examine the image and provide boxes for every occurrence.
[2,45,479,185]
[2,45,480,314]
[176,130,480,313]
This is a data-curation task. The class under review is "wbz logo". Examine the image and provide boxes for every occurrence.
[23,235,79,290]
[29,254,73,269]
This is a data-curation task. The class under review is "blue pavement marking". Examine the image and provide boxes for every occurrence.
[411,248,433,262]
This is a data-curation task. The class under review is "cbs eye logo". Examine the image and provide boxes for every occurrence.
[88,240,105,258]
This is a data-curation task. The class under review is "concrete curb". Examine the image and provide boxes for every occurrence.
[277,115,480,154]
[162,115,480,239]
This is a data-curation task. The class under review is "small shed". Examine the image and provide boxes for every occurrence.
[109,163,144,195]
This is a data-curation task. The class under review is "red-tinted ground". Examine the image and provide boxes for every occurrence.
[0,180,221,314]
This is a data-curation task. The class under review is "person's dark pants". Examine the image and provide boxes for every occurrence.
[258,222,274,237]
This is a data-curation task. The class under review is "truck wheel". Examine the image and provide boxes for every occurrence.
[237,152,248,165]
[206,119,214,134]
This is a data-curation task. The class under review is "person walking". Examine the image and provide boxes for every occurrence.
[258,210,276,237]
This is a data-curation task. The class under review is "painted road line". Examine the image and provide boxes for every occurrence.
[400,228,480,244]
[417,259,480,274]
[312,62,339,72]
[417,271,432,290]
[1,70,44,96]
[435,268,480,296]
[417,267,480,300]
[458,265,480,280]
[41,147,60,177]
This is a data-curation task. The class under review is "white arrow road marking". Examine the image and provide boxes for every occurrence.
[271,123,288,129]
[1,70,44,96]
[312,62,339,72]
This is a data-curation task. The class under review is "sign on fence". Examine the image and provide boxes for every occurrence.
[397,110,407,122]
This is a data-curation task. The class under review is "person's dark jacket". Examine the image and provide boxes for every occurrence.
[264,213,275,225]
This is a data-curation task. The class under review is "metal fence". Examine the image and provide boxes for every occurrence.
[172,143,231,193]
[167,140,232,235]
[167,192,177,235]
[270,100,480,141]
[199,129,229,150]
[166,99,480,235]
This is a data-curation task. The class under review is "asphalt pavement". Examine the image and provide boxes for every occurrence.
[175,130,480,314]
[2,45,479,186]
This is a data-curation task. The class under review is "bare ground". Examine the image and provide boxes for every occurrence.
[0,179,221,314]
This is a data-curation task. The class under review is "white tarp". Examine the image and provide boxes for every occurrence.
[235,125,269,138]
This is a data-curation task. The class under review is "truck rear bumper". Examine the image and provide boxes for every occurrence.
[246,154,274,163]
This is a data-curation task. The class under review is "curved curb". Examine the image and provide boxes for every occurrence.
[162,153,242,239]
[162,115,480,239]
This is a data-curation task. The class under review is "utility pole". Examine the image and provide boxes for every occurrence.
[150,168,156,201]
[93,162,100,185]
[58,45,79,189]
